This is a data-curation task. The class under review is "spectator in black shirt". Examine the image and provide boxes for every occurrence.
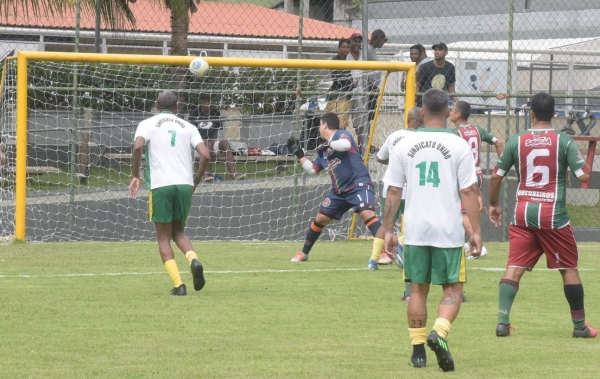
[189,94,245,181]
[416,43,459,107]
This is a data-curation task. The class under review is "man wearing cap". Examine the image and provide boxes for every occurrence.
[416,43,458,108]
[366,29,388,125]
[346,32,370,154]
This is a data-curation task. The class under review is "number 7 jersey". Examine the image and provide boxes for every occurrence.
[494,129,589,229]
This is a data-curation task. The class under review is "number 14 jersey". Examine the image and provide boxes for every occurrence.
[384,129,476,247]
[494,129,589,229]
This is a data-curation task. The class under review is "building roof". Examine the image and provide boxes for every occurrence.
[0,0,359,41]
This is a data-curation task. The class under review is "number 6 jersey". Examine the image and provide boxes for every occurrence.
[494,129,589,229]
[384,129,476,247]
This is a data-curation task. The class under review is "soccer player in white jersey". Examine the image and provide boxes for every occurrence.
[376,107,421,302]
[382,88,483,372]
[129,91,210,296]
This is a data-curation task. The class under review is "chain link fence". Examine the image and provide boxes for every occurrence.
[0,0,598,241]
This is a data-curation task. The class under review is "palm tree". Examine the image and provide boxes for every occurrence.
[160,0,200,56]
[0,0,137,29]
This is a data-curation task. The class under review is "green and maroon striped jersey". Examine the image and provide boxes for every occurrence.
[493,129,589,229]
[454,124,498,173]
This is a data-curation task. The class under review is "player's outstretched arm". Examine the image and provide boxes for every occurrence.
[286,135,316,174]
[460,183,482,256]
[488,172,504,227]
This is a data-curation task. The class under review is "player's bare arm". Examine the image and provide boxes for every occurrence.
[193,142,210,192]
[460,182,482,255]
[487,172,504,227]
[494,139,505,159]
[376,157,389,165]
[382,185,402,254]
[129,136,146,199]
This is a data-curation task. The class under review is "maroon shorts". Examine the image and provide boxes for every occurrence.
[461,172,484,213]
[507,223,578,270]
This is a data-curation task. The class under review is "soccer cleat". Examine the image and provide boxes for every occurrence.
[463,242,470,254]
[573,322,598,338]
[461,292,468,302]
[367,259,379,270]
[234,173,247,180]
[481,246,488,257]
[409,355,426,368]
[378,250,393,265]
[496,323,514,337]
[191,259,206,291]
[426,331,454,372]
[170,284,187,296]
[291,252,308,262]
[400,293,411,302]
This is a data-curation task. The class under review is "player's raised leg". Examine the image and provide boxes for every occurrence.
[291,211,332,262]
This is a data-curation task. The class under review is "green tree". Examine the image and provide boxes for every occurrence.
[0,0,137,29]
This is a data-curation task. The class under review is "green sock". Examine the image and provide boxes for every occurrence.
[498,280,519,325]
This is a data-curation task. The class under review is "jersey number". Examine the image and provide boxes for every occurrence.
[467,136,479,163]
[416,161,440,187]
[168,130,176,147]
[525,149,550,187]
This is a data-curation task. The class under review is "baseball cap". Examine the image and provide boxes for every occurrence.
[349,32,362,40]
[432,42,448,51]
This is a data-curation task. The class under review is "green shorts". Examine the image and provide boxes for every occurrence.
[403,245,467,285]
[149,185,193,224]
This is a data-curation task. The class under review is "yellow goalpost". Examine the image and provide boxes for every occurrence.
[10,51,415,241]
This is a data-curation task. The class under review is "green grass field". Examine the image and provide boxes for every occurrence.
[1,241,599,379]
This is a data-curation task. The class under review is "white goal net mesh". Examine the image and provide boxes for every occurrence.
[0,57,407,242]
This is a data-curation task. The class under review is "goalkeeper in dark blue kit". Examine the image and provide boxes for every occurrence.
[287,112,396,270]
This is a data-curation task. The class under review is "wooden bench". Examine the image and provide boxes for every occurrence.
[233,155,297,174]
[4,166,62,185]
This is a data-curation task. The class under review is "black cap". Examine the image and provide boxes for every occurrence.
[432,42,448,51]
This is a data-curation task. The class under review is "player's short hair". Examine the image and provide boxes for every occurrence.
[422,89,448,117]
[321,112,340,130]
[530,92,555,122]
[407,107,422,128]
[454,100,471,121]
[199,93,211,102]
[157,91,177,111]
[338,38,350,47]
[410,44,425,53]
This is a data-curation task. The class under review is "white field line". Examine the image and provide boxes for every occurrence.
[0,266,594,279]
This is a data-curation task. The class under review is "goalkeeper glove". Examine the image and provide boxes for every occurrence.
[286,136,305,159]
[315,142,330,156]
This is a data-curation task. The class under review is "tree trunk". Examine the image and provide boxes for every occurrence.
[170,6,190,115]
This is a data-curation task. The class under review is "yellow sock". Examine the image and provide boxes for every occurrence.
[432,318,452,340]
[370,237,385,261]
[185,251,198,266]
[408,327,427,346]
[164,259,183,287]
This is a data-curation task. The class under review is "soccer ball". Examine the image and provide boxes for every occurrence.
[189,58,210,78]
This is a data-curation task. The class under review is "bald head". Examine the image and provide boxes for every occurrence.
[407,107,422,129]
[157,91,178,112]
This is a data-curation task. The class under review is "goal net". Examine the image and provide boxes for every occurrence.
[0,52,414,242]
